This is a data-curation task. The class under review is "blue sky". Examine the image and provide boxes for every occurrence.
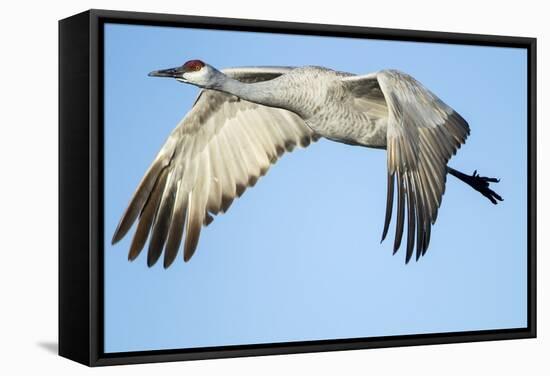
[103,23,528,353]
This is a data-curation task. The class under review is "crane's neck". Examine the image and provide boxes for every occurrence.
[208,73,301,115]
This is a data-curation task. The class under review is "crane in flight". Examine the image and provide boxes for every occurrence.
[112,60,502,268]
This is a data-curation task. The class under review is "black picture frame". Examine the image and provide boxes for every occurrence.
[59,8,537,367]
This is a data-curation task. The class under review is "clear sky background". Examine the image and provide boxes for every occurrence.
[103,23,527,353]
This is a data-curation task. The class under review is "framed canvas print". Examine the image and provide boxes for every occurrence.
[59,9,536,366]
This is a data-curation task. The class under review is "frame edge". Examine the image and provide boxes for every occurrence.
[58,10,93,366]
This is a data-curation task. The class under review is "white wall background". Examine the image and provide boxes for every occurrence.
[0,0,546,374]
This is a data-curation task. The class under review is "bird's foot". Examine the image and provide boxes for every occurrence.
[462,170,503,204]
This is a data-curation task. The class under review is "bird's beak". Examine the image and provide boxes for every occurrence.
[148,67,184,78]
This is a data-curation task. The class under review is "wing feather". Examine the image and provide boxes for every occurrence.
[127,167,169,261]
[163,178,189,268]
[147,170,178,266]
[111,138,177,244]
[184,151,211,262]
[205,143,223,214]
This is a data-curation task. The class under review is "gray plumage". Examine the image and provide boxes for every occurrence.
[112,62,499,268]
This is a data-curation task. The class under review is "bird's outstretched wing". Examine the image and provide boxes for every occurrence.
[112,67,319,268]
[342,70,470,262]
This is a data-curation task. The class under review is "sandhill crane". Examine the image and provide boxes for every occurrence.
[111,60,502,268]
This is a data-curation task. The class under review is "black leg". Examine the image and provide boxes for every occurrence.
[447,167,504,204]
